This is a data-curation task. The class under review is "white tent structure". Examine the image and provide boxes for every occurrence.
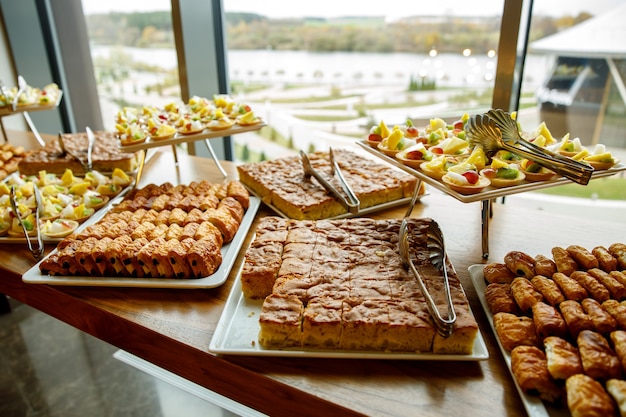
[530,3,626,145]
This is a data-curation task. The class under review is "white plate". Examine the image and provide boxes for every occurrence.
[22,197,261,289]
[209,269,489,360]
[469,264,569,417]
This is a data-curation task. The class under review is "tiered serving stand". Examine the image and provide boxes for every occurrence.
[357,140,626,258]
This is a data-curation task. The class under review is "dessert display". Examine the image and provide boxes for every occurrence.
[441,161,490,194]
[114,94,262,146]
[377,124,415,156]
[395,142,434,169]
[1,168,130,239]
[242,216,478,354]
[237,149,419,220]
[476,242,626,416]
[18,131,141,176]
[38,178,250,278]
[479,158,526,188]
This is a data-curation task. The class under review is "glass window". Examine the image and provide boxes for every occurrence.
[222,0,505,162]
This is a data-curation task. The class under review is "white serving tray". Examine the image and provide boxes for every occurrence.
[22,197,261,289]
[209,270,489,360]
[469,264,569,417]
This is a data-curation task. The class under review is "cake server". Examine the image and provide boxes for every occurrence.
[9,184,44,260]
[300,150,359,214]
[399,218,456,337]
[466,109,593,185]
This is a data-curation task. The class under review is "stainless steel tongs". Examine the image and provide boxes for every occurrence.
[300,149,360,214]
[9,184,44,259]
[466,109,593,185]
[399,218,456,337]
[58,128,95,172]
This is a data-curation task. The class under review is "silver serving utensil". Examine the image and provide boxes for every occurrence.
[57,132,67,156]
[300,150,359,214]
[328,147,360,212]
[12,75,27,111]
[86,126,95,171]
[399,218,456,337]
[9,184,44,260]
[466,110,593,185]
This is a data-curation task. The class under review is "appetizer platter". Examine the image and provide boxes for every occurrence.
[470,242,626,417]
[0,81,63,116]
[114,94,266,152]
[1,168,133,243]
[360,110,625,204]
[210,216,489,360]
[23,180,261,289]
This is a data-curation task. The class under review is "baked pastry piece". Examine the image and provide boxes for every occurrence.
[432,298,478,355]
[493,312,539,351]
[582,298,618,334]
[578,329,622,380]
[240,240,284,299]
[552,246,579,276]
[340,299,390,350]
[543,336,583,380]
[530,275,565,306]
[385,300,436,352]
[593,245,619,272]
[566,374,616,417]
[587,268,626,301]
[606,378,626,417]
[510,277,544,314]
[483,262,516,284]
[602,300,626,329]
[301,297,343,348]
[510,345,563,404]
[258,294,304,348]
[484,283,518,314]
[534,254,557,278]
[560,300,595,338]
[610,330,626,375]
[553,272,588,302]
[567,245,600,270]
[609,243,626,270]
[504,251,535,278]
[532,301,567,340]
[570,271,611,302]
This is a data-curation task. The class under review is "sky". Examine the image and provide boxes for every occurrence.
[81,0,625,19]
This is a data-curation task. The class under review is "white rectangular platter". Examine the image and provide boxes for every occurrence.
[209,270,489,360]
[22,196,261,289]
[469,264,569,417]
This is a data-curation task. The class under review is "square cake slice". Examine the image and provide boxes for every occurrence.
[258,294,304,348]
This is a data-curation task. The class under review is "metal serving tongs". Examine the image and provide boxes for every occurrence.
[300,149,360,214]
[9,184,44,260]
[466,109,593,185]
[399,218,456,337]
[58,129,95,172]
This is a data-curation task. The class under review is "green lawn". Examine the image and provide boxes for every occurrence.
[534,177,626,200]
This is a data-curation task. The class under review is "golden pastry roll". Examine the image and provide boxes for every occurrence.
[484,283,518,314]
[552,246,578,276]
[603,299,626,330]
[567,244,599,270]
[560,300,595,338]
[593,245,619,272]
[510,276,544,314]
[483,262,516,284]
[606,378,626,417]
[532,301,567,340]
[552,272,588,302]
[504,250,535,279]
[582,298,618,334]
[611,271,626,288]
[493,312,539,352]
[543,336,582,380]
[534,254,557,278]
[570,270,610,303]
[577,329,622,380]
[566,374,616,417]
[610,330,626,375]
[609,243,626,270]
[511,345,563,404]
[587,268,626,301]
[530,275,565,306]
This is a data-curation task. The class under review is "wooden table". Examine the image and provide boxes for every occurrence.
[1,148,624,417]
